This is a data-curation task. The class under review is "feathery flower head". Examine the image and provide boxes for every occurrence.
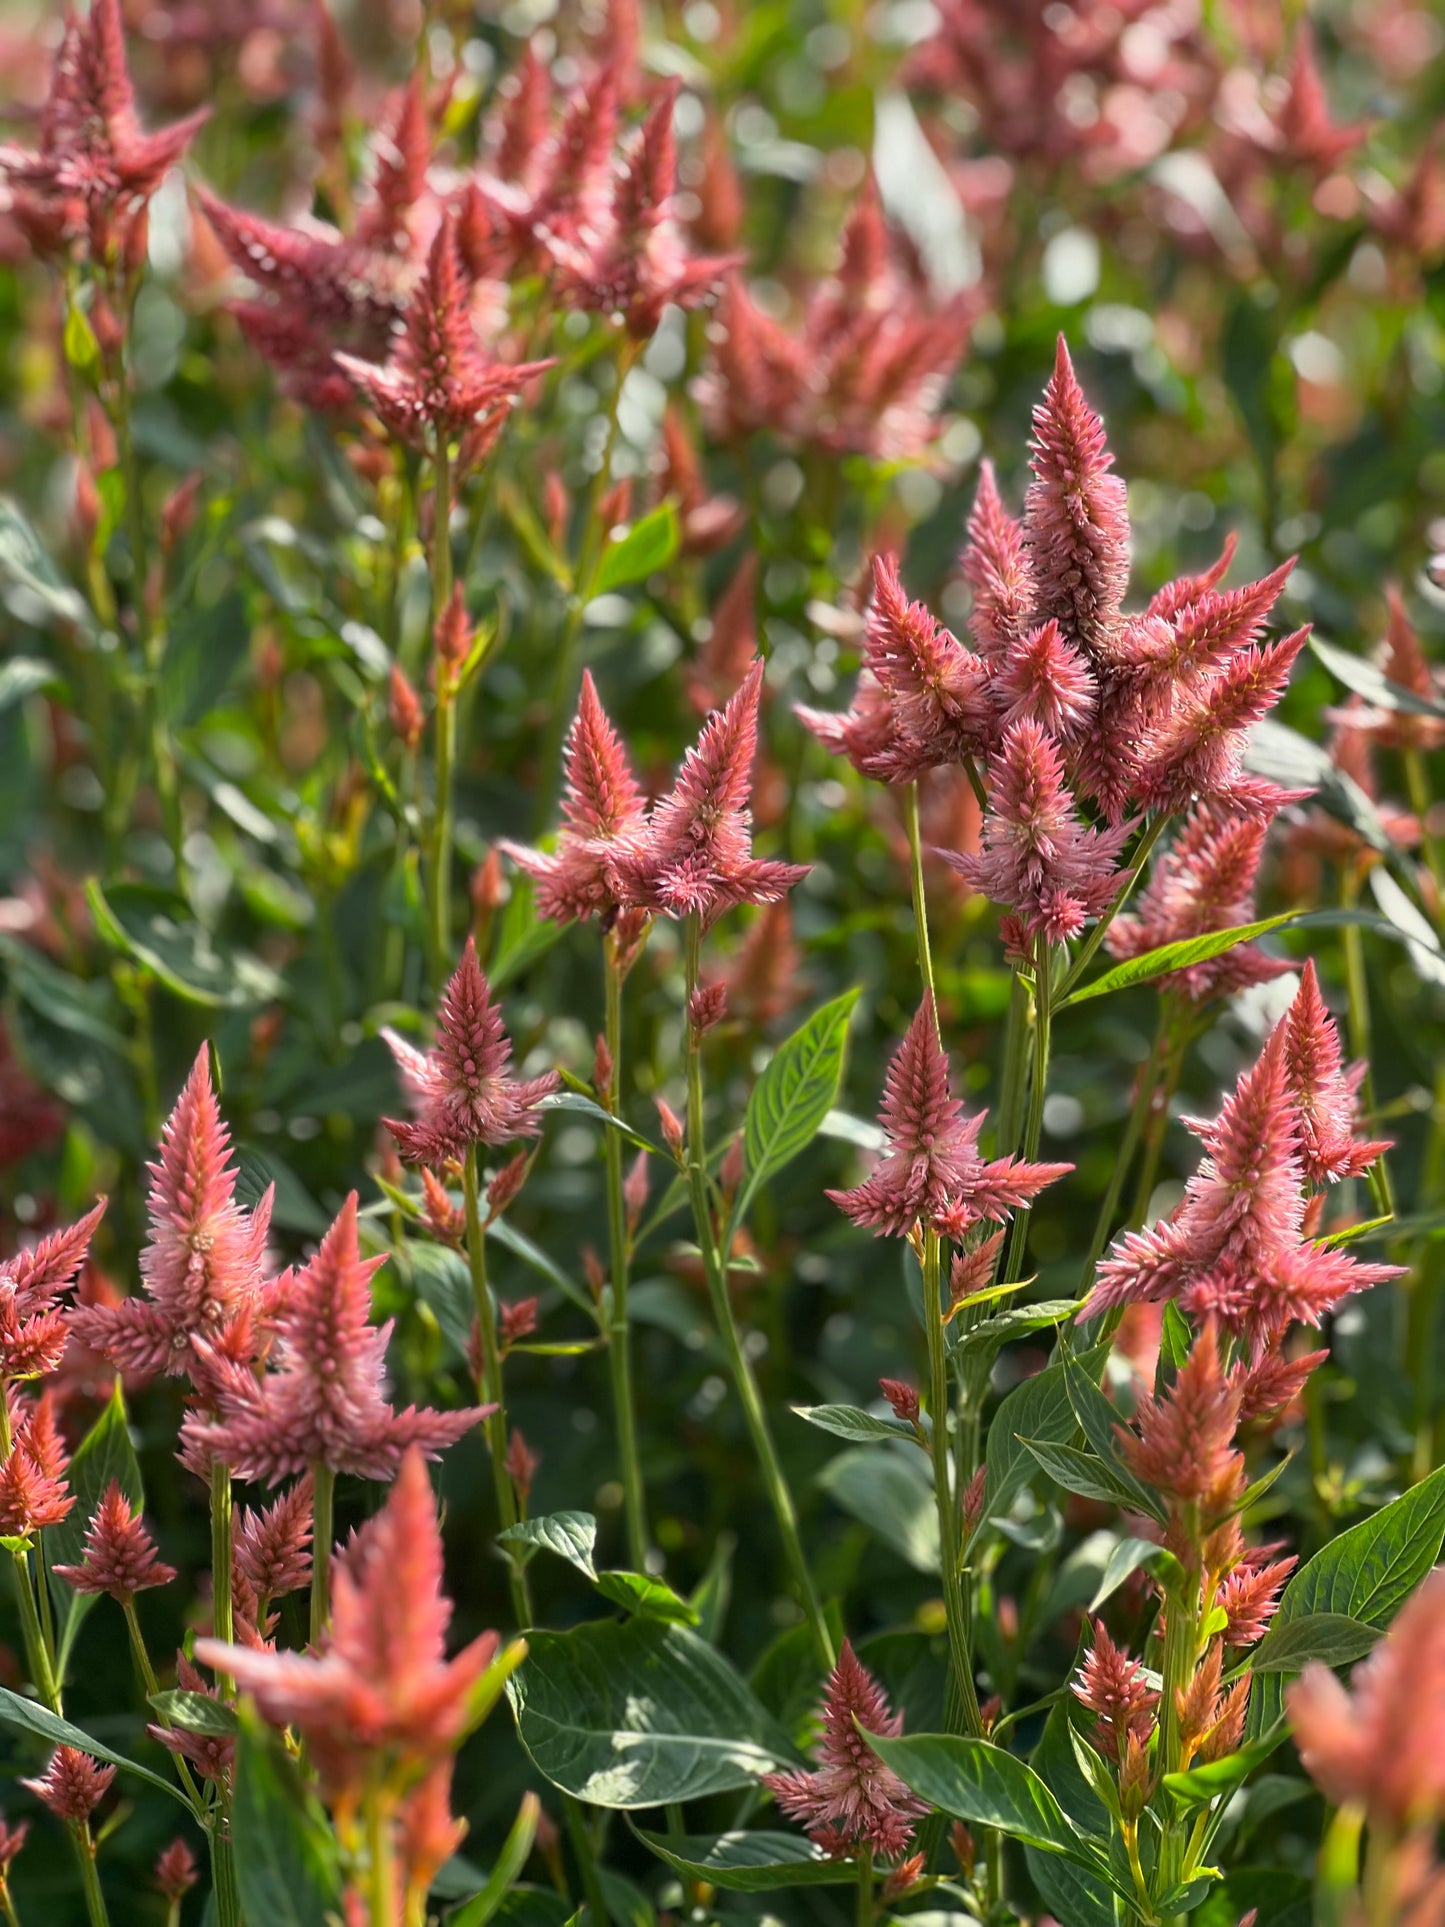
[383,937,560,1164]
[0,1200,106,1381]
[1282,961,1392,1184]
[69,1045,272,1379]
[154,1838,199,1902]
[1118,1324,1244,1521]
[827,994,1070,1239]
[939,719,1133,950]
[234,1473,314,1604]
[196,1448,504,1810]
[1072,1620,1160,1762]
[1287,1566,1445,1831]
[961,461,1035,659]
[1106,801,1291,1004]
[762,1640,929,1860]
[0,1391,73,1538]
[1344,589,1445,754]
[184,1194,488,1483]
[498,670,648,924]
[1024,337,1130,658]
[21,1746,115,1823]
[1216,1546,1296,1648]
[0,1815,25,1879]
[53,1480,175,1601]
[1134,626,1311,816]
[613,661,809,925]
[990,618,1097,741]
[337,213,551,464]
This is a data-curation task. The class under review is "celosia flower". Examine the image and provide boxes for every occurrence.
[505,1428,540,1507]
[762,1640,929,1859]
[797,556,989,783]
[0,1201,106,1381]
[989,618,1097,741]
[1106,800,1292,1004]
[1117,1324,1244,1521]
[879,1378,920,1426]
[150,1656,233,1783]
[383,937,560,1164]
[1024,338,1130,658]
[20,1746,115,1823]
[1333,589,1445,754]
[53,1481,175,1601]
[1072,1619,1159,1762]
[1282,961,1391,1184]
[0,1392,73,1537]
[154,1838,199,1901]
[1231,1341,1328,1425]
[388,664,424,752]
[937,720,1133,950]
[397,1757,467,1896]
[196,1448,503,1809]
[612,661,809,924]
[337,214,551,464]
[1288,1566,1445,1830]
[234,1474,314,1605]
[0,1813,26,1877]
[1176,1640,1251,1768]
[1133,626,1311,815]
[960,461,1033,659]
[498,670,649,923]
[1216,1545,1296,1648]
[184,1194,488,1483]
[0,0,207,260]
[69,1045,273,1378]
[828,995,1070,1239]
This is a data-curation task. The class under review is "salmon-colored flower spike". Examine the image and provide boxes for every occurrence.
[991,618,1098,741]
[1216,1544,1296,1648]
[1106,800,1291,1005]
[1118,1323,1245,1522]
[153,1838,199,1902]
[337,213,552,462]
[1230,1340,1328,1425]
[185,1195,488,1484]
[1349,588,1445,753]
[0,1814,26,1879]
[0,1391,73,1537]
[0,0,207,258]
[1268,25,1370,178]
[1135,627,1311,816]
[398,1757,467,1897]
[1177,1641,1251,1769]
[149,1655,234,1782]
[1072,1620,1160,1762]
[384,941,559,1164]
[960,461,1035,660]
[234,1473,314,1605]
[53,1480,176,1601]
[197,1448,503,1809]
[763,1640,929,1860]
[0,1199,106,1380]
[1023,338,1130,659]
[498,670,649,924]
[70,1045,273,1379]
[827,994,1070,1239]
[1288,1566,1445,1832]
[1283,961,1392,1184]
[354,77,432,255]
[801,555,990,784]
[614,661,810,925]
[938,719,1134,950]
[20,1746,115,1823]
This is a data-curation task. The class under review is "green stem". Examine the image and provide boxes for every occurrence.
[72,1827,110,1927]
[463,1146,533,1629]
[1404,748,1445,909]
[209,1461,233,1694]
[1003,940,1053,1283]
[923,1233,983,1737]
[310,1462,335,1643]
[209,1820,241,1927]
[602,945,648,1570]
[1156,1568,1199,1927]
[683,915,833,1670]
[367,1789,397,1927]
[904,782,936,1003]
[1,1880,22,1927]
[9,1549,61,1712]
[855,1847,873,1927]
[1340,872,1395,1215]
[1078,1007,1172,1298]
[1056,815,1169,1001]
[428,441,456,985]
[562,1792,611,1927]
[995,970,1031,1158]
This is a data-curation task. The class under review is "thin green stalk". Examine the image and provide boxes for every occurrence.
[311,1462,336,1643]
[562,1791,611,1927]
[1,1880,22,1927]
[462,1146,533,1629]
[9,1549,61,1712]
[1003,941,1053,1283]
[1078,1007,1172,1297]
[209,1823,241,1927]
[683,915,833,1670]
[1403,748,1445,907]
[122,1599,206,1817]
[995,971,1031,1158]
[209,1461,233,1694]
[1156,1558,1199,1927]
[427,441,456,984]
[904,782,935,1002]
[367,1788,397,1927]
[1055,815,1169,1001]
[1339,873,1395,1216]
[602,945,648,1570]
[855,1847,873,1927]
[72,1827,110,1927]
[922,1233,983,1737]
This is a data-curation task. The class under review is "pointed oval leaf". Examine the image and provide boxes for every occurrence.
[497,1512,598,1581]
[592,503,681,596]
[863,1730,1102,1866]
[814,1445,940,1573]
[1059,915,1296,1009]
[633,1828,855,1892]
[0,1686,191,1808]
[1311,633,1445,723]
[231,1708,345,1926]
[733,990,861,1233]
[1250,1613,1379,1675]
[793,1404,920,1445]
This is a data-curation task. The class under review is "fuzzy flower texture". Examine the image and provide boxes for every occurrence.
[800,340,1307,958]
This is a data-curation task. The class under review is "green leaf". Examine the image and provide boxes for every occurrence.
[537,1093,660,1155]
[1025,1698,1121,1927]
[591,503,680,595]
[733,990,859,1233]
[0,656,60,715]
[864,1731,1106,1869]
[489,874,565,991]
[1312,633,1445,724]
[488,1217,597,1320]
[594,1570,699,1624]
[161,589,250,726]
[0,1687,191,1807]
[952,1300,1080,1363]
[231,1707,345,1926]
[1058,915,1297,1008]
[449,1795,542,1927]
[792,1403,920,1445]
[497,1512,598,1580]
[64,303,102,379]
[508,1619,801,1807]
[981,1343,1109,1532]
[814,1444,939,1572]
[1059,1349,1166,1519]
[633,1829,855,1892]
[88,880,285,1008]
[0,497,92,631]
[1021,1440,1153,1513]
[1249,1463,1445,1737]
[688,1532,733,1645]
[1162,1732,1284,1811]
[47,1382,144,1667]
[1089,1536,1181,1614]
[147,1690,240,1736]
[1249,1613,1380,1674]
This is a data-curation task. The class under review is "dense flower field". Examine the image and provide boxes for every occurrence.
[1,0,1444,1922]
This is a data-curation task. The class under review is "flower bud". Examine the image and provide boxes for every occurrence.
[879,1377,920,1426]
[389,663,424,751]
[656,1099,686,1163]
[623,1150,649,1232]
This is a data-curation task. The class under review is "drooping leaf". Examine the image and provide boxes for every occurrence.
[1311,633,1445,724]
[1089,1536,1181,1614]
[792,1403,920,1445]
[814,1444,939,1573]
[594,1570,699,1624]
[632,1829,854,1892]
[497,1512,598,1581]
[732,990,860,1234]
[538,1092,660,1154]
[1058,915,1296,1009]
[508,1619,800,1808]
[981,1343,1109,1532]
[0,1687,191,1807]
[147,1690,240,1737]
[1021,1439,1156,1514]
[592,503,681,595]
[87,880,285,1008]
[1162,1732,1285,1811]
[231,1708,345,1926]
[1249,1613,1380,1675]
